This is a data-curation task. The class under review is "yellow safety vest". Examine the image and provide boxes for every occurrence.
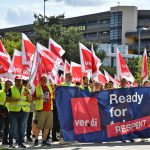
[0,82,5,90]
[0,89,6,105]
[34,84,53,111]
[0,89,9,111]
[8,86,30,112]
[80,85,91,92]
[61,82,75,87]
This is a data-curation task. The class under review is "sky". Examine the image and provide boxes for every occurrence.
[0,0,150,29]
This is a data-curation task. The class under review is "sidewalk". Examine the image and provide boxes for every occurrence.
[0,139,150,150]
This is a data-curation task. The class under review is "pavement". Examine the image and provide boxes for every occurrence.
[0,139,150,150]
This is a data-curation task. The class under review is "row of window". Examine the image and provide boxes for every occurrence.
[109,12,122,44]
[84,31,110,38]
[72,19,110,27]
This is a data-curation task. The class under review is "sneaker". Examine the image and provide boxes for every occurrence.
[129,139,135,143]
[52,138,59,142]
[42,140,51,146]
[18,144,26,148]
[59,139,74,145]
[32,134,35,138]
[2,140,9,145]
[9,144,16,148]
[27,137,33,142]
[34,139,38,146]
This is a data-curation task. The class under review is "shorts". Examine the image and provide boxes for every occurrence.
[36,111,53,130]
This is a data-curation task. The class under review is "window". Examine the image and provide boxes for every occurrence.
[110,12,122,44]
[87,32,97,37]
[87,20,97,25]
[100,19,110,24]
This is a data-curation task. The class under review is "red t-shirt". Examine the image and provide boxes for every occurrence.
[42,85,51,111]
[33,85,51,111]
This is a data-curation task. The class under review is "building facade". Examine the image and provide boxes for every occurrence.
[0,5,150,66]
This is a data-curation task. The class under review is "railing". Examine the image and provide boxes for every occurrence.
[128,43,150,52]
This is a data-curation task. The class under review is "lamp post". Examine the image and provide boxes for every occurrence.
[44,0,48,22]
[138,27,148,56]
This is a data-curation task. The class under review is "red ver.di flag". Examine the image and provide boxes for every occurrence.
[71,97,101,134]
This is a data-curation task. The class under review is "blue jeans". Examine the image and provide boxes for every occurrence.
[9,111,27,145]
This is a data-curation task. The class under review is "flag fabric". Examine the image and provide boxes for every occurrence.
[79,43,101,77]
[116,47,135,82]
[12,49,30,80]
[22,33,36,65]
[91,44,101,77]
[37,43,58,80]
[0,39,10,58]
[93,71,107,85]
[79,42,93,73]
[28,49,42,93]
[63,60,71,80]
[55,73,64,84]
[56,86,150,142]
[42,46,63,65]
[104,70,119,87]
[49,38,65,58]
[142,49,148,83]
[0,51,13,79]
[71,62,82,83]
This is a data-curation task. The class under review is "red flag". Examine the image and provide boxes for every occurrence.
[55,74,61,84]
[71,62,82,83]
[91,44,101,77]
[12,49,30,80]
[104,70,119,87]
[79,43,93,73]
[22,33,36,65]
[0,51,13,79]
[63,59,70,80]
[49,38,65,58]
[79,43,101,76]
[42,47,63,65]
[55,73,64,84]
[29,50,42,93]
[37,43,58,79]
[93,71,107,85]
[142,49,148,83]
[116,47,134,82]
[0,39,10,58]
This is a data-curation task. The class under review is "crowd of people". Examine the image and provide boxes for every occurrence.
[0,73,150,148]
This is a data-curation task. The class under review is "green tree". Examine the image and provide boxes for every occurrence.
[34,14,103,63]
[2,32,21,57]
[100,65,116,77]
[127,57,140,79]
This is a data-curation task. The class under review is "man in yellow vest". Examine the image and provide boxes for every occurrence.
[81,76,91,92]
[59,73,75,144]
[0,80,12,145]
[33,75,53,146]
[61,73,75,87]
[7,76,32,148]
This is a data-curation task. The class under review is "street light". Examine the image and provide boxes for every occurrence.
[138,27,148,56]
[44,0,48,22]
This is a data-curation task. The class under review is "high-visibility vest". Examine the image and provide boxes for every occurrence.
[0,89,6,106]
[34,84,53,111]
[8,86,30,112]
[0,89,9,110]
[80,85,91,92]
[61,82,75,87]
[0,82,5,90]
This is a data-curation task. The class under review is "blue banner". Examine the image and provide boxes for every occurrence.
[56,87,150,142]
